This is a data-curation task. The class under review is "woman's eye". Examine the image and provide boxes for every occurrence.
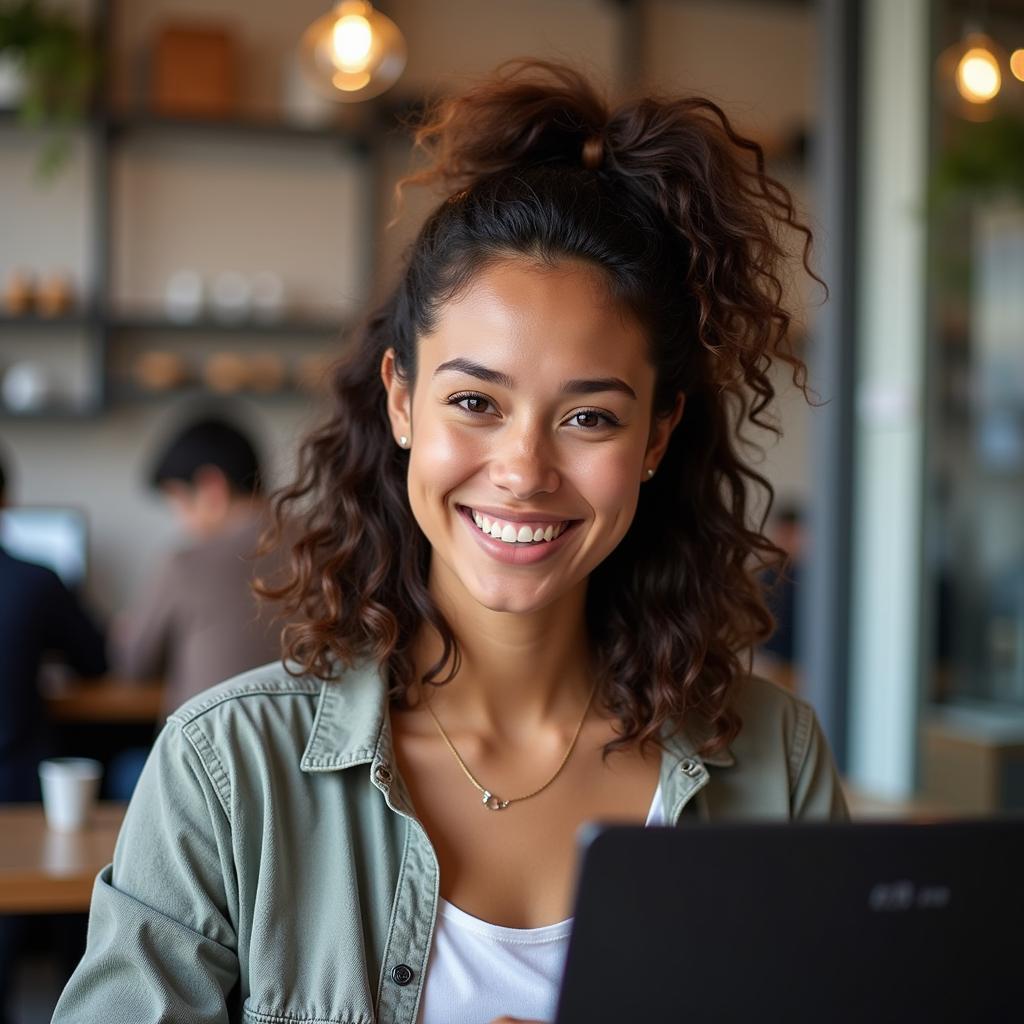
[450,393,493,415]
[569,409,616,429]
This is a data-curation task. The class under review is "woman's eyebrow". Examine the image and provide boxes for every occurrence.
[562,377,637,400]
[434,358,514,389]
[434,358,636,400]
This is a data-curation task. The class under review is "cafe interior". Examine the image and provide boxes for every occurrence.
[1,0,1023,1019]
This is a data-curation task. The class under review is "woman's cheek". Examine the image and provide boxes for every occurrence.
[573,443,642,509]
[409,420,489,499]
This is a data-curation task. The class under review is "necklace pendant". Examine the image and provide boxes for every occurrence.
[481,790,509,811]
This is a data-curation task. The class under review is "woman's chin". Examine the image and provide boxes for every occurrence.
[471,591,550,616]
[463,577,562,616]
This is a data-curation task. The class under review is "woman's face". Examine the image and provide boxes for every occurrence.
[382,257,681,616]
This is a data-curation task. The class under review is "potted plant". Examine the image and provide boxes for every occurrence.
[0,0,99,178]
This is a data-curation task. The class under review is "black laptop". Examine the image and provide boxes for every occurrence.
[554,819,1024,1023]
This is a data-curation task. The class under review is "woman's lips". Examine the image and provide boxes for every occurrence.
[463,505,570,544]
[457,505,581,565]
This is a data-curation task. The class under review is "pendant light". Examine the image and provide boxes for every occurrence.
[1011,49,1024,83]
[955,34,1002,104]
[937,27,1008,121]
[298,1,407,103]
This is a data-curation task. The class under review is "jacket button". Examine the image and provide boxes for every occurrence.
[374,764,393,785]
[391,963,414,986]
[679,758,702,777]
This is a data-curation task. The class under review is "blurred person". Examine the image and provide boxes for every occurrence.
[111,415,283,712]
[0,453,107,800]
[55,62,845,1024]
[104,416,285,799]
[0,450,106,1024]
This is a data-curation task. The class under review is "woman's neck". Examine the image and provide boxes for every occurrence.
[410,571,595,741]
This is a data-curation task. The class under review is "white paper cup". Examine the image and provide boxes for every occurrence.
[38,758,103,831]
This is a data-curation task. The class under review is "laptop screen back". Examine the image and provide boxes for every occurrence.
[555,820,1022,1023]
[0,506,88,589]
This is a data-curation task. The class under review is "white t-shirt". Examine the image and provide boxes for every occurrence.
[417,782,665,1024]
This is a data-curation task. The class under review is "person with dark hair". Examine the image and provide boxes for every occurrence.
[109,414,281,719]
[0,450,106,1024]
[55,61,845,1023]
[149,416,263,499]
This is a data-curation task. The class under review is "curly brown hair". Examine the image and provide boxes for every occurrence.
[259,59,821,759]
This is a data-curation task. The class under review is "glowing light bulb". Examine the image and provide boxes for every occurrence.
[1011,49,1024,83]
[332,15,373,71]
[298,1,406,103]
[333,70,371,92]
[956,46,1001,103]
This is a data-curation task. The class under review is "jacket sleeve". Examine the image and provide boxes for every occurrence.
[790,700,849,821]
[52,719,240,1023]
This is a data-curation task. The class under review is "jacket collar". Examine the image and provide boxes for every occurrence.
[662,716,736,769]
[300,661,389,772]
[300,661,736,774]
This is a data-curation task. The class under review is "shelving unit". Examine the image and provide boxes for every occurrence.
[104,110,374,151]
[0,0,392,419]
[0,313,101,330]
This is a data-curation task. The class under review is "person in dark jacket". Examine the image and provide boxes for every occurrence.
[0,452,107,1024]
[0,457,107,802]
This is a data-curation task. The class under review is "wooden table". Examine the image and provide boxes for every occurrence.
[0,802,126,914]
[43,677,164,723]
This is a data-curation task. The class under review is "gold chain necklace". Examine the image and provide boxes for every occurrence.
[423,683,598,811]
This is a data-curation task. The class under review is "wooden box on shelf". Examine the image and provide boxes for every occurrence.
[151,22,238,118]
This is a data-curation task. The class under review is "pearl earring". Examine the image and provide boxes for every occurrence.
[646,468,654,479]
[399,435,408,447]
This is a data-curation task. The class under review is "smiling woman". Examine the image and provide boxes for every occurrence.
[266,60,816,761]
[53,60,846,1024]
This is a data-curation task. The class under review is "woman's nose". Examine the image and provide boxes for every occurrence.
[488,433,560,499]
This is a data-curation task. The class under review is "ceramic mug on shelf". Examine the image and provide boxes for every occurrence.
[2,361,52,412]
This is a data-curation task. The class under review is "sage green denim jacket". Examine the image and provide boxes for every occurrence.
[52,659,847,1024]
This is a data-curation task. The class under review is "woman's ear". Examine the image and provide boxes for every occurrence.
[380,348,412,444]
[645,391,685,470]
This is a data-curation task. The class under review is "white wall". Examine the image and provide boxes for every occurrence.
[645,0,816,142]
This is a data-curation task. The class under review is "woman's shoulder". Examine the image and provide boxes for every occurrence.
[152,662,326,792]
[159,658,388,783]
[166,658,322,728]
[724,674,847,819]
[732,672,819,733]
[728,674,823,766]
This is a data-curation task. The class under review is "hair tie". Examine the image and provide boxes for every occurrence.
[581,133,604,170]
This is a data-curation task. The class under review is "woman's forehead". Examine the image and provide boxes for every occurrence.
[421,259,651,379]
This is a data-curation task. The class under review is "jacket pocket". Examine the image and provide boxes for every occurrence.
[242,998,373,1024]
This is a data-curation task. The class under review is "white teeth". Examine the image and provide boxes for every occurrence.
[468,508,568,544]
